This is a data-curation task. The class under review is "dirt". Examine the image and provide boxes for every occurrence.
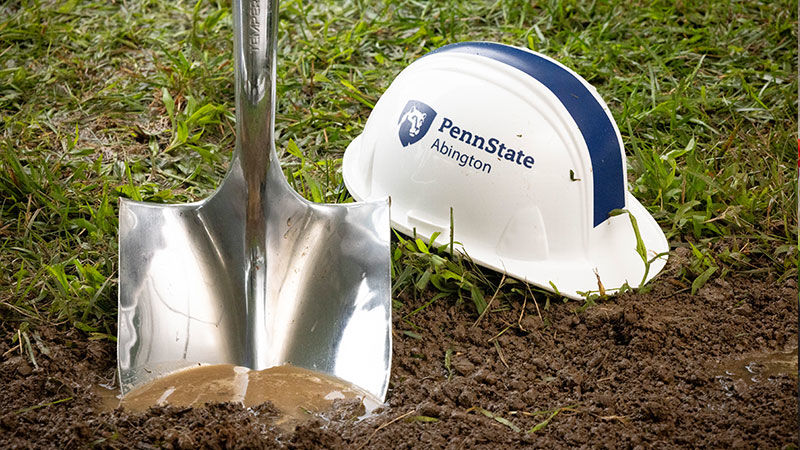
[1,250,797,448]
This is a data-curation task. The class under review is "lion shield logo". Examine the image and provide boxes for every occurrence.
[398,100,436,147]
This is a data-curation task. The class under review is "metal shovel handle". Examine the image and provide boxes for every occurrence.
[234,0,278,366]
[234,0,278,159]
[234,0,278,213]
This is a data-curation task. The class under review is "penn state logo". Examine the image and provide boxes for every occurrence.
[398,100,436,147]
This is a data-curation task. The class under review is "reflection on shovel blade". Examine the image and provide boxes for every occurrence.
[117,0,391,401]
[118,158,391,400]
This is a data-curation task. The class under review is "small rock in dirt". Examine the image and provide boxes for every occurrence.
[416,402,442,418]
[453,323,467,340]
[519,316,540,331]
[642,401,669,421]
[508,379,525,391]
[466,350,483,365]
[442,383,462,402]
[449,410,468,420]
[684,370,706,386]
[452,355,475,376]
[594,393,614,408]
[17,362,32,376]
[530,357,546,369]
[623,310,639,324]
[522,388,538,404]
[569,372,584,388]
[734,303,753,316]
[658,368,675,384]
[428,386,446,403]
[456,389,477,407]
[474,369,498,386]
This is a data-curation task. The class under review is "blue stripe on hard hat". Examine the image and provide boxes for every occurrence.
[427,42,625,227]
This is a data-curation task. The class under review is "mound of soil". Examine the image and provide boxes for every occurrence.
[1,251,797,448]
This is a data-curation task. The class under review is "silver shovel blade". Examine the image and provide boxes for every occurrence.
[117,0,391,401]
[118,158,391,399]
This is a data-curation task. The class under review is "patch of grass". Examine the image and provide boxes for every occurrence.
[467,406,521,433]
[523,404,578,433]
[0,0,796,339]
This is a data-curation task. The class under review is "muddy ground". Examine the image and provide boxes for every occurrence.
[1,248,798,448]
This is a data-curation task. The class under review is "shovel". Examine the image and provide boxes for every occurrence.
[117,0,391,401]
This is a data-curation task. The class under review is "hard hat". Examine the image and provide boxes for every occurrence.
[342,42,668,299]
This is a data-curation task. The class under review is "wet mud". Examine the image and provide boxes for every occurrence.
[715,348,797,389]
[113,363,379,426]
[1,252,797,448]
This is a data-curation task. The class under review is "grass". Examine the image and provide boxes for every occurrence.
[0,0,796,340]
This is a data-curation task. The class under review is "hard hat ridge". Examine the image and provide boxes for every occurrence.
[427,42,625,227]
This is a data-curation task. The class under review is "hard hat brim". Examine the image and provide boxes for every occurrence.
[344,135,669,300]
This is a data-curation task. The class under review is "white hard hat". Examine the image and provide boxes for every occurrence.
[343,42,668,299]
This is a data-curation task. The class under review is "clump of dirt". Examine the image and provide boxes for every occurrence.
[1,255,797,448]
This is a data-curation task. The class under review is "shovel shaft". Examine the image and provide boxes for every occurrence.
[234,0,278,144]
[234,0,279,368]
